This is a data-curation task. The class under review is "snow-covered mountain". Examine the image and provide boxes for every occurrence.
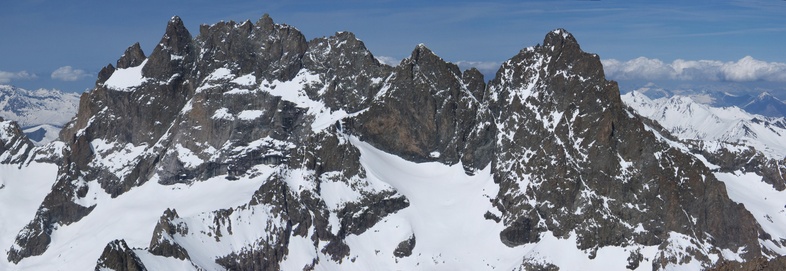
[621,82,786,118]
[743,92,786,118]
[0,85,80,144]
[622,91,786,159]
[1,14,785,271]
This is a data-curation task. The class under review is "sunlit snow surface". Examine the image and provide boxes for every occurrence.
[334,137,527,270]
[715,171,786,255]
[0,163,58,267]
[3,165,275,270]
[103,60,150,91]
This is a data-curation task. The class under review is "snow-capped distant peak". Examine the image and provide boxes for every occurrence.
[0,85,80,144]
[622,91,786,159]
[757,91,774,99]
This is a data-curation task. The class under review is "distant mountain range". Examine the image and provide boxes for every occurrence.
[623,82,786,118]
[622,91,786,159]
[743,92,786,118]
[0,85,80,144]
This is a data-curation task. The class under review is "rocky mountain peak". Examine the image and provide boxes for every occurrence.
[743,91,786,118]
[302,31,388,112]
[484,29,762,268]
[352,43,491,168]
[408,43,440,64]
[757,91,774,99]
[96,64,115,85]
[163,16,192,54]
[403,43,461,81]
[489,29,614,115]
[543,28,579,48]
[197,14,307,82]
[141,15,194,80]
[94,239,147,271]
[256,13,275,31]
[116,42,146,69]
[304,30,379,73]
[5,15,785,271]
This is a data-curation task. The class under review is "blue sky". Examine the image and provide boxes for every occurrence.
[1,0,785,97]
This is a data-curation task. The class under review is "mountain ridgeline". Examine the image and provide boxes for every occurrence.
[3,14,786,270]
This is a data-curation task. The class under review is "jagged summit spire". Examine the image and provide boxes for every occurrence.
[543,28,580,51]
[161,15,192,52]
[407,43,450,66]
[116,42,145,69]
[411,43,434,58]
[256,13,275,30]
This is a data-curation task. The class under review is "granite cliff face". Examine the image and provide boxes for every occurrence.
[4,15,786,270]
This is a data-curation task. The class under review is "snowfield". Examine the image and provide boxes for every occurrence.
[0,137,707,271]
[0,163,59,265]
[2,162,275,270]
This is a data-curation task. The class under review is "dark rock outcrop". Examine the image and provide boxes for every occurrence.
[149,209,191,260]
[486,29,760,267]
[196,13,308,83]
[302,31,390,113]
[393,234,416,258]
[0,118,35,164]
[353,44,492,169]
[116,43,146,69]
[94,239,147,271]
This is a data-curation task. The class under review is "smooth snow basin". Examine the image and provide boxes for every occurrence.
[339,137,527,270]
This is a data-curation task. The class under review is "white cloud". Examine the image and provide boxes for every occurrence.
[0,70,37,84]
[602,56,786,82]
[456,61,501,76]
[51,66,91,81]
[374,56,400,66]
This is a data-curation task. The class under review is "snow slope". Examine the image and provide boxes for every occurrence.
[715,171,786,256]
[339,137,526,270]
[0,163,59,264]
[5,165,275,270]
[0,133,702,271]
